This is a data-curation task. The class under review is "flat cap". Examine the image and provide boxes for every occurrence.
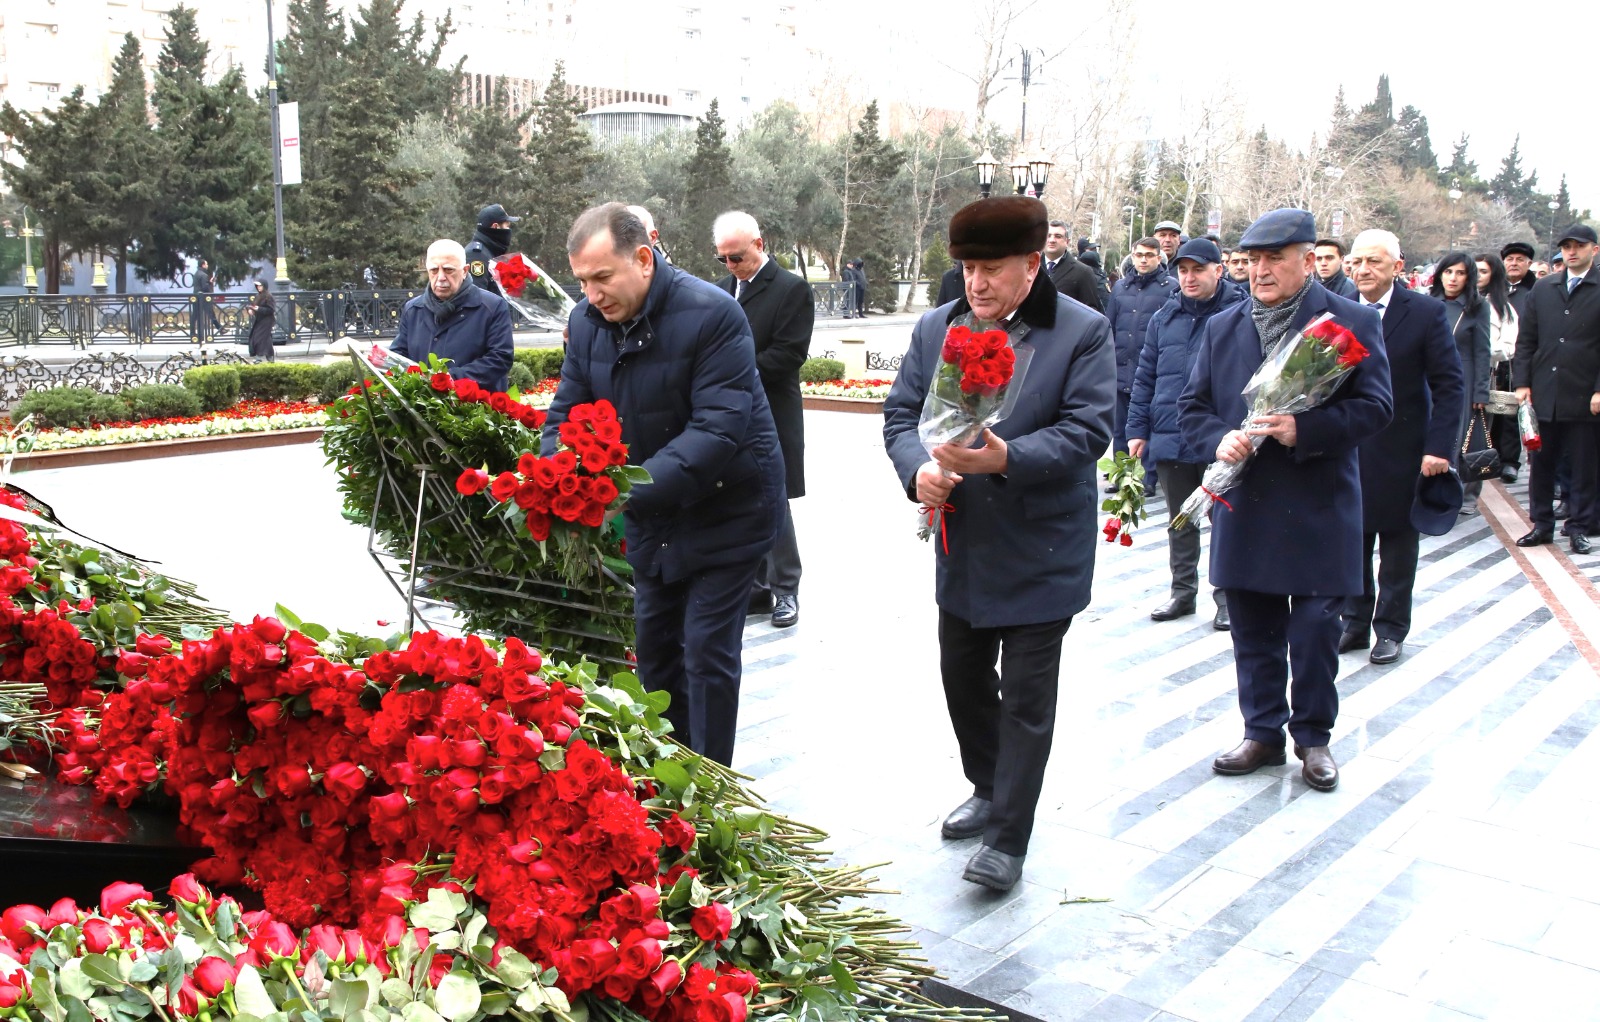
[1237,209,1316,250]
[477,203,521,227]
[1557,223,1598,246]
[1412,468,1463,537]
[1153,220,1182,233]
[1174,238,1222,265]
[1500,241,1536,260]
[947,196,1049,261]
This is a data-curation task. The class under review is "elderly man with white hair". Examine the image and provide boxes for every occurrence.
[627,205,672,264]
[390,239,515,391]
[1340,228,1465,668]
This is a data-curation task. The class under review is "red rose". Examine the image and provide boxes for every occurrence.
[617,937,662,981]
[489,472,519,503]
[1119,532,1133,546]
[81,917,116,953]
[455,468,490,496]
[193,956,234,998]
[0,905,47,946]
[0,986,26,1009]
[430,372,452,391]
[99,882,152,918]
[524,510,551,542]
[322,762,368,804]
[246,701,282,732]
[690,903,732,943]
[168,873,208,906]
[173,977,202,1017]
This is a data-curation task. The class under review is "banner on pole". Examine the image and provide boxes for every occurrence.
[279,102,302,187]
[1206,209,1221,236]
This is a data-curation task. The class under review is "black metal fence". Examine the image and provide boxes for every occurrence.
[0,350,261,406]
[0,290,423,349]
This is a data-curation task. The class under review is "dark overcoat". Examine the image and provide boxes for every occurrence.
[883,271,1116,628]
[247,291,276,357]
[1178,284,1393,596]
[1358,287,1465,533]
[1318,271,1359,300]
[1103,268,1174,392]
[389,283,514,392]
[1511,264,1600,422]
[1046,251,1105,313]
[1127,277,1246,465]
[547,255,784,583]
[465,228,509,296]
[936,265,965,307]
[717,257,814,498]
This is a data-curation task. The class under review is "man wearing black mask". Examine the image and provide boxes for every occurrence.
[465,203,520,297]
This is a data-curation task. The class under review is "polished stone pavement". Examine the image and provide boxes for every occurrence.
[15,408,1600,1022]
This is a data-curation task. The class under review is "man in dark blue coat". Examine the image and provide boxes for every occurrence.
[1313,239,1360,299]
[884,196,1116,892]
[1128,238,1245,630]
[1102,238,1174,457]
[1341,229,1465,666]
[547,203,785,766]
[1179,209,1392,793]
[390,240,514,392]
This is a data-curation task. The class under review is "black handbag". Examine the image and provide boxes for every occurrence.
[1459,408,1502,482]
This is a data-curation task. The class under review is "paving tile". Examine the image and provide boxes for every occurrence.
[1008,974,1111,1022]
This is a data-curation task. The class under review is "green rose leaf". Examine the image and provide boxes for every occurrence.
[234,965,279,1017]
[493,950,534,990]
[59,959,96,1000]
[432,973,481,1022]
[379,979,413,1008]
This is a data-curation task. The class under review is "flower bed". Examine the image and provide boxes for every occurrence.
[799,380,893,401]
[1,402,327,454]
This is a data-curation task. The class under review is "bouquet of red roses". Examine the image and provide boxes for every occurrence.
[914,318,1034,545]
[1172,312,1370,529]
[1517,400,1542,452]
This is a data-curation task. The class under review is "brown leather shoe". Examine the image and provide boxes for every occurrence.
[1212,739,1287,775]
[1295,745,1339,791]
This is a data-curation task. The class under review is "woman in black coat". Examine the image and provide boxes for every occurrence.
[247,280,276,361]
[1431,252,1490,504]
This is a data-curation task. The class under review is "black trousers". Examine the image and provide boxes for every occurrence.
[1530,419,1599,536]
[1342,528,1421,643]
[1227,589,1341,749]
[1491,364,1521,468]
[938,610,1071,856]
[633,558,762,766]
[1113,390,1130,455]
[752,500,801,598]
[1156,460,1225,607]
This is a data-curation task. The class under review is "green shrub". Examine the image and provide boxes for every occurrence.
[120,383,202,421]
[14,387,131,429]
[319,359,360,404]
[513,347,564,379]
[800,358,845,384]
[507,363,537,393]
[236,363,322,402]
[183,366,240,412]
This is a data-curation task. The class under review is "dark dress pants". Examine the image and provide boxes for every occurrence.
[1341,529,1421,642]
[1113,390,1130,455]
[1156,460,1225,608]
[632,558,762,766]
[1227,589,1342,749]
[937,610,1071,856]
[1491,364,1521,468]
[1529,419,1599,536]
[753,501,801,598]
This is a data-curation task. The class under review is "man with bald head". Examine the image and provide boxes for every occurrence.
[390,239,515,391]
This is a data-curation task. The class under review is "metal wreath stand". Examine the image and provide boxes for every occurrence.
[347,347,635,667]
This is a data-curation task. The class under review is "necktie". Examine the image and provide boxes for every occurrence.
[1570,276,1582,294]
[736,279,747,301]
[1047,260,1056,274]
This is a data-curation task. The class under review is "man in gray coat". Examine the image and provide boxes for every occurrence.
[883,196,1116,892]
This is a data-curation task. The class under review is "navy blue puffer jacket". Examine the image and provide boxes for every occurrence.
[1102,268,1175,392]
[1127,277,1246,464]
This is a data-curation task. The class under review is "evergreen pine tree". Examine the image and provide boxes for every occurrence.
[0,89,98,291]
[85,33,159,291]
[680,98,736,279]
[1394,105,1436,174]
[836,101,903,311]
[523,63,598,275]
[454,80,533,230]
[1490,135,1539,221]
[1441,133,1479,189]
[1347,74,1396,155]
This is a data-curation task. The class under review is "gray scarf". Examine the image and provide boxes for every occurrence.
[424,281,473,324]
[1250,274,1315,356]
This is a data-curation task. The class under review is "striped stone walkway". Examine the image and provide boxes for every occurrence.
[734,412,1600,1022]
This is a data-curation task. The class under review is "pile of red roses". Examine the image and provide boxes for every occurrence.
[494,253,538,299]
[423,368,547,431]
[939,324,1016,396]
[55,620,754,1019]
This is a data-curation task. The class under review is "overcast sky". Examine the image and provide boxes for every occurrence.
[830,3,1599,222]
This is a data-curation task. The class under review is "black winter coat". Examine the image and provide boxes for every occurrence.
[247,290,276,357]
[1045,251,1104,313]
[1127,277,1246,464]
[1103,268,1175,392]
[936,265,964,307]
[465,227,511,296]
[717,257,814,498]
[390,284,514,392]
[1358,287,1465,533]
[1512,265,1600,422]
[547,256,785,583]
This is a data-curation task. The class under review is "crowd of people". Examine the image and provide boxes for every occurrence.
[384,193,1597,896]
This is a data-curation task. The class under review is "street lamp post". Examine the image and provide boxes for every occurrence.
[265,0,290,287]
[1028,150,1053,200]
[1447,179,1463,250]
[973,147,997,199]
[1009,159,1030,196]
[1123,204,1136,253]
[1548,199,1560,254]
[18,207,37,293]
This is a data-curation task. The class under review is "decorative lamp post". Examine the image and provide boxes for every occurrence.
[973,147,998,199]
[19,207,37,294]
[1447,179,1462,249]
[1010,159,1030,196]
[1548,199,1560,253]
[266,0,290,287]
[1028,150,1053,200]
[1123,204,1136,253]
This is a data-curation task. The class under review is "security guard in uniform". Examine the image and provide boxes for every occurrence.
[464,203,520,296]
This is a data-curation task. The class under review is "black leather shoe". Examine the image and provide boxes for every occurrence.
[1150,597,1196,621]
[1295,745,1339,791]
[1516,527,1555,547]
[1500,465,1518,484]
[771,594,798,627]
[962,845,1025,891]
[1555,501,1570,521]
[940,796,992,839]
[1338,631,1370,654]
[747,589,774,616]
[1573,534,1594,556]
[1212,739,1286,775]
[1370,637,1403,665]
[1213,603,1230,631]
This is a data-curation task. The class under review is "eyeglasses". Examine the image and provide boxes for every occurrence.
[714,251,746,265]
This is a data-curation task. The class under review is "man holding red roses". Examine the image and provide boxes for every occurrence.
[884,196,1116,892]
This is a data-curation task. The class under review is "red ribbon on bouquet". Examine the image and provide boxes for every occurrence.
[920,503,954,554]
[1201,485,1232,512]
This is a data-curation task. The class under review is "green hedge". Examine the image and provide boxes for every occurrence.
[318,360,361,404]
[120,383,202,421]
[183,366,240,412]
[800,358,845,384]
[236,363,323,402]
[507,363,537,393]
[512,347,564,380]
[13,387,132,429]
